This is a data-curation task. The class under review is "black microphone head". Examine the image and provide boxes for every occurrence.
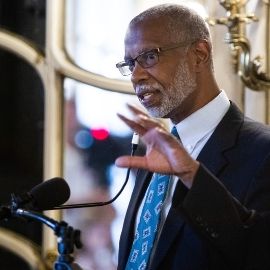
[30,177,70,210]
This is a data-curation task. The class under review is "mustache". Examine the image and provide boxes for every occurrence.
[135,82,163,93]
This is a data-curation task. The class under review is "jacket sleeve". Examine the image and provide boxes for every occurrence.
[181,163,270,269]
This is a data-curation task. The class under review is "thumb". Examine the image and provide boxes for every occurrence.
[115,156,147,169]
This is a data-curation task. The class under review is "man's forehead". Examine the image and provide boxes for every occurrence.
[124,21,170,52]
[124,35,162,59]
[124,25,179,60]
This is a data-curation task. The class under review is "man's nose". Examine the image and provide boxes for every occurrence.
[131,62,150,84]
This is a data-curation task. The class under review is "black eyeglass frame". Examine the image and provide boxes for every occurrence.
[116,42,193,76]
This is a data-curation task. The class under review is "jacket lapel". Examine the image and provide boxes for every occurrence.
[197,102,243,176]
[150,181,188,269]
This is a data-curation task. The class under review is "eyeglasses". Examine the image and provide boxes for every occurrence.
[116,42,191,76]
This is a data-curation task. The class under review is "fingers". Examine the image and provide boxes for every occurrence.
[115,156,148,169]
[127,103,148,117]
[117,113,147,135]
[142,127,180,149]
[117,103,166,136]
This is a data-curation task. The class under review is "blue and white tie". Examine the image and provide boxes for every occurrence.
[125,126,180,270]
[125,173,170,270]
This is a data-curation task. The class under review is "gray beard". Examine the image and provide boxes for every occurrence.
[147,61,197,118]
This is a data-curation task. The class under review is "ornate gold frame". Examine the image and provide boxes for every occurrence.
[210,0,270,122]
[0,227,46,269]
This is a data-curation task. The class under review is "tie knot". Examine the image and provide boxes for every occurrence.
[171,126,180,141]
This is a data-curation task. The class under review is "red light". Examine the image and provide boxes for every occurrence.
[91,128,109,140]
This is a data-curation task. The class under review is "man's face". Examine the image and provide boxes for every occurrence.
[124,20,197,120]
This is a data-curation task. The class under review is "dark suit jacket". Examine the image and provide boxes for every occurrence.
[117,102,270,270]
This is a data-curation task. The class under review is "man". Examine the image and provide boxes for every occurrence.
[115,4,270,270]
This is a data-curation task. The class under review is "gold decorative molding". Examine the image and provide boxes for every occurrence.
[0,227,47,270]
[209,0,270,91]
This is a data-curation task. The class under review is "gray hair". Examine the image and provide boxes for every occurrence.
[129,4,211,44]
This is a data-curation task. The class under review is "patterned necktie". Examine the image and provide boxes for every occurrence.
[125,127,179,270]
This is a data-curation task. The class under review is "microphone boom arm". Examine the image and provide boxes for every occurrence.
[13,208,83,270]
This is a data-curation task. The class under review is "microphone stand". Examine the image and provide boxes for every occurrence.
[11,207,83,269]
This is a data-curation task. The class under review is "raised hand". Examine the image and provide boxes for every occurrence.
[115,104,199,188]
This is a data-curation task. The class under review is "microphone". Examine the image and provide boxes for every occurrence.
[26,177,71,210]
[51,132,139,210]
[0,178,82,268]
[0,178,71,220]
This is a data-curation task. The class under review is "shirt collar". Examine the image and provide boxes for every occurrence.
[173,90,230,150]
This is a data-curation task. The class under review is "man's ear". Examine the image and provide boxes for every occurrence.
[191,40,211,71]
